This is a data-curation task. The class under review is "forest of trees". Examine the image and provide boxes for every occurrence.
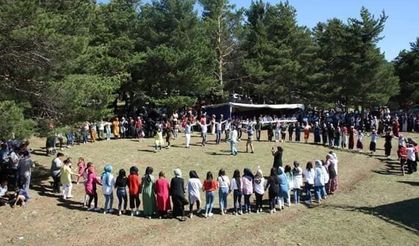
[0,0,418,138]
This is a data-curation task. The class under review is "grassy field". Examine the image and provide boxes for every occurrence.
[1,132,418,246]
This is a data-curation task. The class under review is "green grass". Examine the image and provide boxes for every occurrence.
[1,132,418,246]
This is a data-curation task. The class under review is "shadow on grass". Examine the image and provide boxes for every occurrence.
[397,181,419,187]
[31,148,48,156]
[323,199,419,233]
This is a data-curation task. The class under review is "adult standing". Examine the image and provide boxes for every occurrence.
[348,126,355,150]
[154,171,171,217]
[255,118,262,142]
[229,125,238,156]
[245,123,255,153]
[295,122,301,142]
[142,166,156,218]
[112,117,120,139]
[17,151,34,194]
[50,153,65,193]
[314,123,321,144]
[288,123,295,142]
[272,146,283,169]
[384,130,393,158]
[170,168,187,221]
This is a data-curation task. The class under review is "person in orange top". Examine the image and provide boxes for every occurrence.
[112,117,120,139]
[303,123,311,143]
[202,171,218,218]
[127,166,141,216]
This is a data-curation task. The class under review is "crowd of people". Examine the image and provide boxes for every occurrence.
[46,149,339,220]
[0,140,34,207]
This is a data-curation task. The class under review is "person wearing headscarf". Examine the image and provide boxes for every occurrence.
[101,164,115,214]
[314,160,327,204]
[142,166,156,218]
[170,168,187,221]
[326,154,338,194]
[277,167,289,210]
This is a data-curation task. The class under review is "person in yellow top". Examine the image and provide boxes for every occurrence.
[112,117,120,139]
[60,158,79,199]
[154,127,163,152]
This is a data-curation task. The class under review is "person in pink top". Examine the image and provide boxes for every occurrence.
[154,171,171,218]
[76,157,86,184]
[242,168,254,214]
[85,162,102,211]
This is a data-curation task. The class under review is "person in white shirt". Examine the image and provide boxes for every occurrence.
[253,168,265,213]
[303,161,315,205]
[406,143,417,173]
[229,125,238,156]
[188,170,202,218]
[217,169,230,215]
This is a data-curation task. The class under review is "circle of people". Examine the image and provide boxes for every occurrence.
[49,150,339,221]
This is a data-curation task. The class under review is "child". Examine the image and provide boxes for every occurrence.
[202,171,218,218]
[114,169,128,216]
[253,168,265,213]
[60,158,79,199]
[12,188,30,208]
[154,171,171,218]
[277,167,289,210]
[188,170,202,218]
[127,166,141,216]
[265,168,279,214]
[76,157,86,184]
[284,165,293,207]
[85,162,102,211]
[101,164,115,214]
[230,169,242,215]
[217,169,230,215]
[292,161,303,204]
[154,128,163,152]
[242,168,254,213]
[303,161,315,205]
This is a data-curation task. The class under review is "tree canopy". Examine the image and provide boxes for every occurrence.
[0,0,413,138]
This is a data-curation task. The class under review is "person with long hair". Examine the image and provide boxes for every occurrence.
[114,169,128,216]
[253,168,265,213]
[142,166,156,218]
[242,168,254,213]
[230,169,242,215]
[217,169,230,215]
[303,161,315,205]
[85,162,102,211]
[265,167,279,214]
[203,171,218,218]
[127,166,141,216]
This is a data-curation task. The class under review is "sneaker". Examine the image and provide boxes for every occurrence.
[197,209,202,214]
[208,213,213,217]
[109,209,114,213]
[118,211,122,216]
[131,211,134,216]
[204,213,208,218]
[103,211,107,214]
[94,208,101,212]
[189,213,193,219]
[221,211,225,215]
[238,210,243,215]
[87,207,94,211]
[270,209,274,214]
